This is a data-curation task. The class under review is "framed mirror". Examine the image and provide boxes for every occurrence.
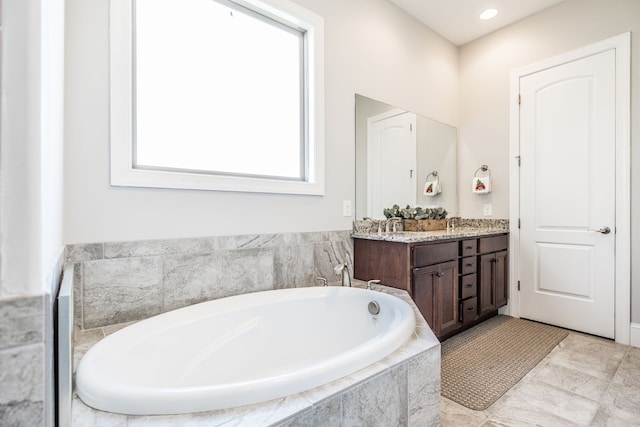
[355,94,458,219]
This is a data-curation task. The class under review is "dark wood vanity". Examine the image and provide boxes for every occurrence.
[353,232,508,341]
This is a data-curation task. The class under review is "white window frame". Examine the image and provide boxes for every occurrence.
[109,0,325,195]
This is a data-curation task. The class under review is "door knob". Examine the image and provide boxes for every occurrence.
[589,226,611,234]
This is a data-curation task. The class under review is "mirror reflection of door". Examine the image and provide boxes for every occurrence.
[355,94,458,220]
[366,110,416,219]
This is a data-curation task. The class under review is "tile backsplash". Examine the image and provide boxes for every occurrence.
[67,231,353,330]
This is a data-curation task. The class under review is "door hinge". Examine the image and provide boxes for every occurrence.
[518,94,521,105]
[410,123,413,132]
[517,280,521,291]
[516,155,521,166]
[518,218,521,229]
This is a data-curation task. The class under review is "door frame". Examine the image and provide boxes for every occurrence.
[507,33,631,344]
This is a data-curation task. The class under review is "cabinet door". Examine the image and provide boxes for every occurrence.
[478,253,496,316]
[495,250,508,307]
[413,265,437,331]
[435,260,459,337]
[413,260,458,338]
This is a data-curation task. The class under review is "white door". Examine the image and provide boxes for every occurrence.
[519,50,616,338]
[367,111,416,219]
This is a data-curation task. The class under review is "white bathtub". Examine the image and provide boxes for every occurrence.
[75,286,416,415]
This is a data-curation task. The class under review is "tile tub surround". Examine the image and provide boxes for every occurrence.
[1,249,64,427]
[66,231,353,330]
[71,282,441,426]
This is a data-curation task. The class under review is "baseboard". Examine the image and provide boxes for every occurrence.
[630,323,640,348]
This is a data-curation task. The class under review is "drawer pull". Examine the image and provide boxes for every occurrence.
[465,246,473,250]
[432,272,443,277]
[466,307,475,312]
[465,263,473,267]
[465,283,473,288]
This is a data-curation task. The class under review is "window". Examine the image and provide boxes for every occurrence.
[110,0,324,195]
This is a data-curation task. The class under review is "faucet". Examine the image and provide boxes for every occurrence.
[367,279,381,290]
[334,263,351,287]
[386,217,402,233]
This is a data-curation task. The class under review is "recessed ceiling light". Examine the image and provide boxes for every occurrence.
[480,8,498,20]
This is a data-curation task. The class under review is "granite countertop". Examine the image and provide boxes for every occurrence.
[351,227,508,243]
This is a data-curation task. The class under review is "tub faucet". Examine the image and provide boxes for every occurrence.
[334,263,351,287]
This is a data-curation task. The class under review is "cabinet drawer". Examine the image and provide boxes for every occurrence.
[460,256,477,275]
[460,239,477,257]
[414,241,457,268]
[459,274,477,299]
[478,235,508,253]
[461,297,478,324]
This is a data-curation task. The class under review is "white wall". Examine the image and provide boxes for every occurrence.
[63,0,458,244]
[0,0,65,297]
[457,0,640,321]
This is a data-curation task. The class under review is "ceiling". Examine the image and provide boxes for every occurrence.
[388,0,567,46]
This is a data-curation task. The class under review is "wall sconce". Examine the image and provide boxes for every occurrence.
[472,165,491,194]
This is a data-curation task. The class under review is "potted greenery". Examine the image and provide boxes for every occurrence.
[383,205,448,231]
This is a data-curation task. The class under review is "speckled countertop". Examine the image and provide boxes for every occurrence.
[351,227,508,243]
[351,218,509,243]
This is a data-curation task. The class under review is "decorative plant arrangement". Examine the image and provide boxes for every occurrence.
[383,205,448,231]
[383,204,448,220]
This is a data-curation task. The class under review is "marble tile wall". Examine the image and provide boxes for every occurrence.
[66,231,354,330]
[0,295,46,426]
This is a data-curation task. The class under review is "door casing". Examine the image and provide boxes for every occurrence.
[508,33,631,344]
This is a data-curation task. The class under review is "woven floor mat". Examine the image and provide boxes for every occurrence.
[441,315,569,411]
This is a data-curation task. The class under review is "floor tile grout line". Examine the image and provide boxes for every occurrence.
[586,344,632,424]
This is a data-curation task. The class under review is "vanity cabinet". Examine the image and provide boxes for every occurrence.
[353,232,508,340]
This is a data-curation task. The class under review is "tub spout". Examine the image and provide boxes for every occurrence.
[334,263,351,287]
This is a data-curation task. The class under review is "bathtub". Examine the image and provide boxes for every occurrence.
[75,285,416,415]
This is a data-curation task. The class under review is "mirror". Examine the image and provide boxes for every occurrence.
[355,94,458,219]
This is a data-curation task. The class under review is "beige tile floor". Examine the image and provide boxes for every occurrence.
[441,331,640,426]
